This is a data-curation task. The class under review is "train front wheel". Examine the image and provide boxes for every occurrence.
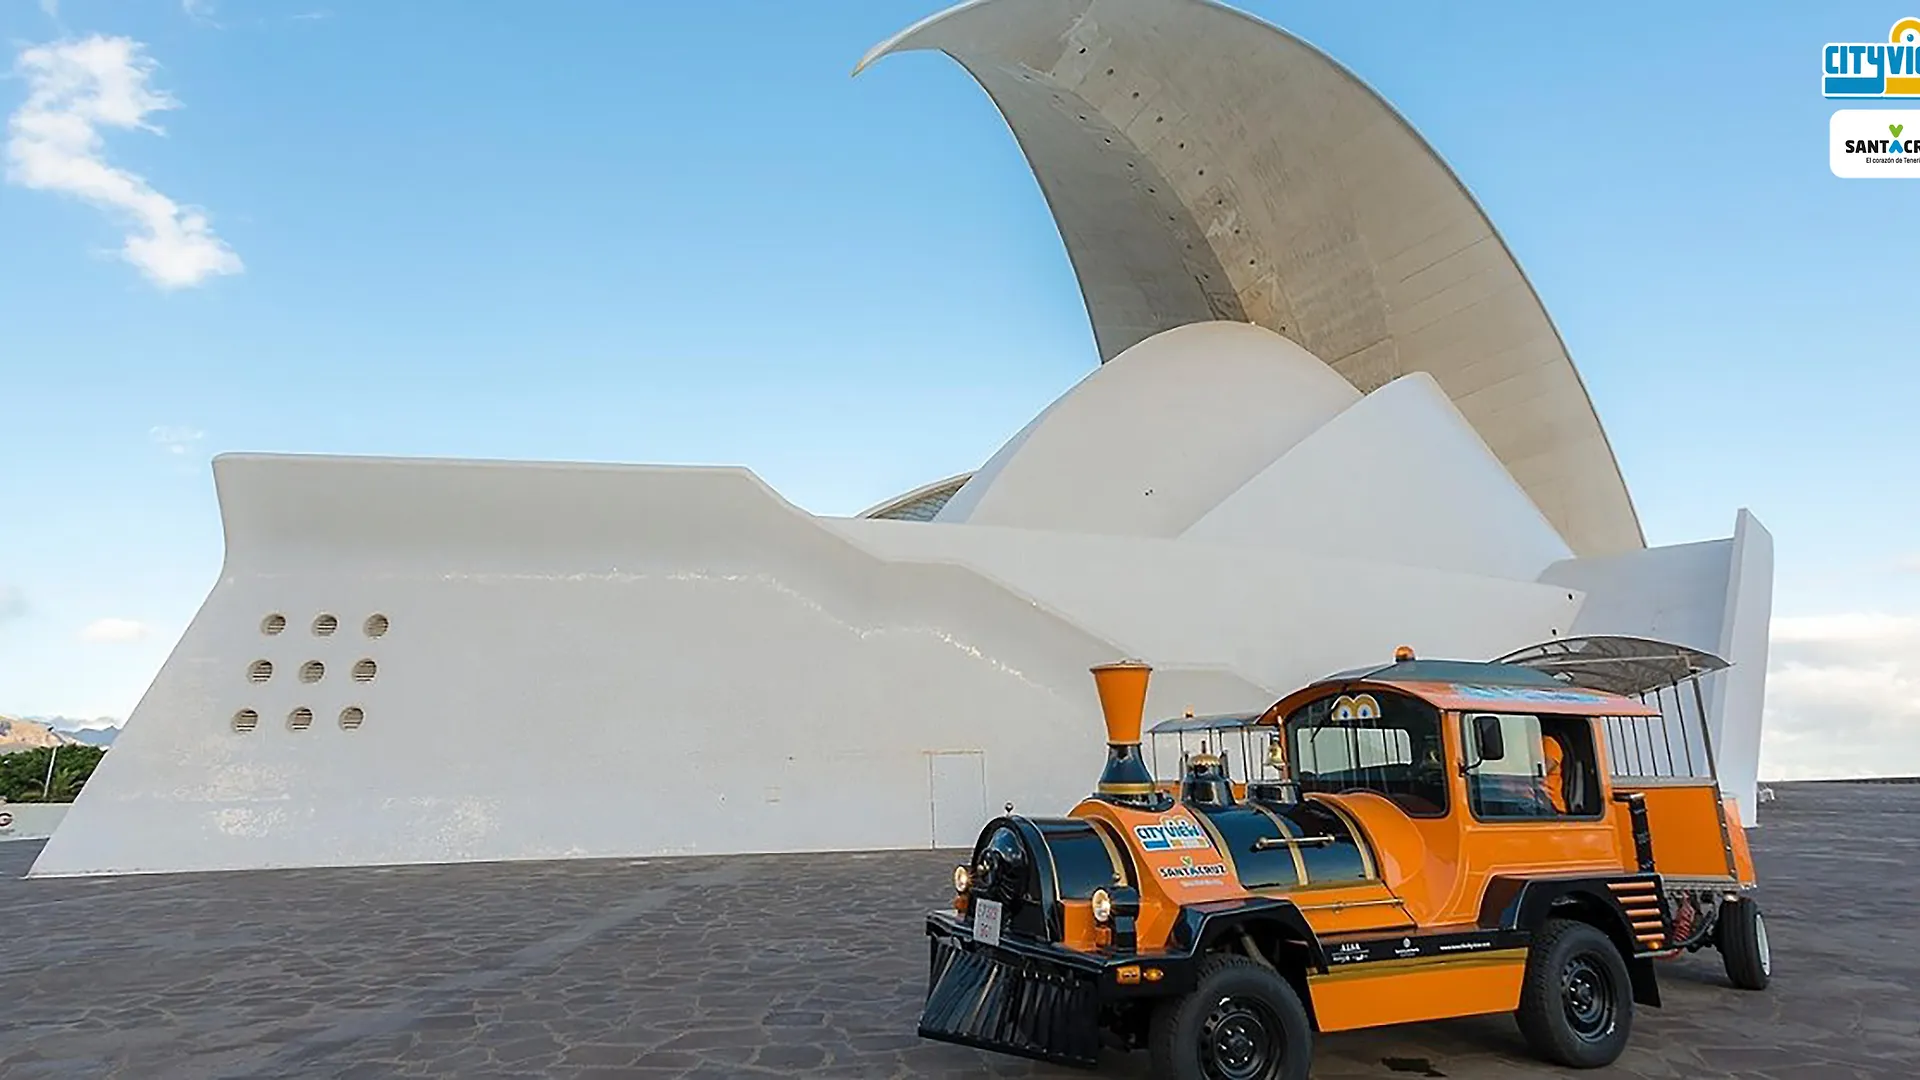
[1148,954,1312,1080]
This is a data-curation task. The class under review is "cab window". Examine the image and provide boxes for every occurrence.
[1286,690,1447,816]
[1462,713,1602,819]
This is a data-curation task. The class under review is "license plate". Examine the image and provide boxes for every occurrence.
[972,897,1003,947]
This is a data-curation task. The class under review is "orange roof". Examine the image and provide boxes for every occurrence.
[1384,679,1660,718]
[1265,673,1661,721]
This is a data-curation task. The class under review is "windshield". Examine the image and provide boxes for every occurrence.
[1286,690,1448,816]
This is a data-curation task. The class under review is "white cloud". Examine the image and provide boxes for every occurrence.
[81,617,152,644]
[6,35,243,289]
[38,0,60,19]
[1760,613,1920,781]
[149,424,205,455]
[1769,613,1920,646]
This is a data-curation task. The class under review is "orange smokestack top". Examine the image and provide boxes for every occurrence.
[1091,660,1151,745]
[1090,660,1156,799]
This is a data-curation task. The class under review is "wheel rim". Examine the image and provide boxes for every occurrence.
[1755,911,1771,976]
[1561,954,1618,1042]
[1200,996,1284,1080]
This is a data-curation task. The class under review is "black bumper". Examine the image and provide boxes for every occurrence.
[916,913,1185,1070]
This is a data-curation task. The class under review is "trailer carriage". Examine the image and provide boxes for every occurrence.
[917,641,1767,1079]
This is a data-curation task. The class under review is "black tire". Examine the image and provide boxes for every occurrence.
[1515,918,1634,1069]
[1149,953,1312,1080]
[1717,898,1771,990]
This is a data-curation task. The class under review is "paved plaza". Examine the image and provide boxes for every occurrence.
[2,782,1915,1079]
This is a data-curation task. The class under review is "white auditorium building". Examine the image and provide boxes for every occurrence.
[32,0,1772,877]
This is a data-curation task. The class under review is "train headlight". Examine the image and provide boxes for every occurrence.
[953,865,972,895]
[1091,888,1114,925]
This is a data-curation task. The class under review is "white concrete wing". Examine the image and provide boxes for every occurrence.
[935,322,1358,536]
[833,517,1584,699]
[31,455,1270,876]
[858,0,1644,557]
[1184,371,1574,582]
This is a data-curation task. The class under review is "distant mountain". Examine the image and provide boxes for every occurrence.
[41,717,122,746]
[0,716,72,752]
[58,726,120,747]
[0,716,121,752]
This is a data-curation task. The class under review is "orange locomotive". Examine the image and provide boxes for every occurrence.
[917,650,1768,1079]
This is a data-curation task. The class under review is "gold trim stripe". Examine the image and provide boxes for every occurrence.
[1088,819,1130,887]
[1309,948,1528,982]
[1274,880,1399,896]
[1188,807,1243,885]
[1245,801,1311,886]
[1308,796,1378,880]
[1294,897,1407,913]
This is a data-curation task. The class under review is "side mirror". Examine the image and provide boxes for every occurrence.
[1472,714,1506,762]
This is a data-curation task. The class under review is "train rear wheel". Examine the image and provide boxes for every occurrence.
[1515,918,1633,1069]
[1149,954,1311,1080]
[1717,898,1770,990]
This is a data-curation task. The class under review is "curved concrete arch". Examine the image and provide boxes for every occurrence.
[858,0,1644,556]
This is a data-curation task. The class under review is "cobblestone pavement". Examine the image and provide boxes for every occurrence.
[2,782,1914,1079]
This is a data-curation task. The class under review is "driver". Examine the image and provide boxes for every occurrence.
[1541,735,1569,814]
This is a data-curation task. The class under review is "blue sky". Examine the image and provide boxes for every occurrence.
[1,0,1916,772]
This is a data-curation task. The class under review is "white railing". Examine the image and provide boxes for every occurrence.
[1603,677,1717,782]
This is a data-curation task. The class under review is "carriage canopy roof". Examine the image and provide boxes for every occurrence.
[1151,647,1690,736]
[1145,711,1269,735]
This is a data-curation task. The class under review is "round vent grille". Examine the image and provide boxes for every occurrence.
[288,707,314,731]
[248,660,274,683]
[364,613,389,638]
[339,706,365,730]
[299,660,325,684]
[313,613,339,636]
[261,614,287,635]
[352,659,377,683]
[232,709,259,732]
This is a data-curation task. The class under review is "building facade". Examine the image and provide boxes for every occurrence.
[31,0,1771,877]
